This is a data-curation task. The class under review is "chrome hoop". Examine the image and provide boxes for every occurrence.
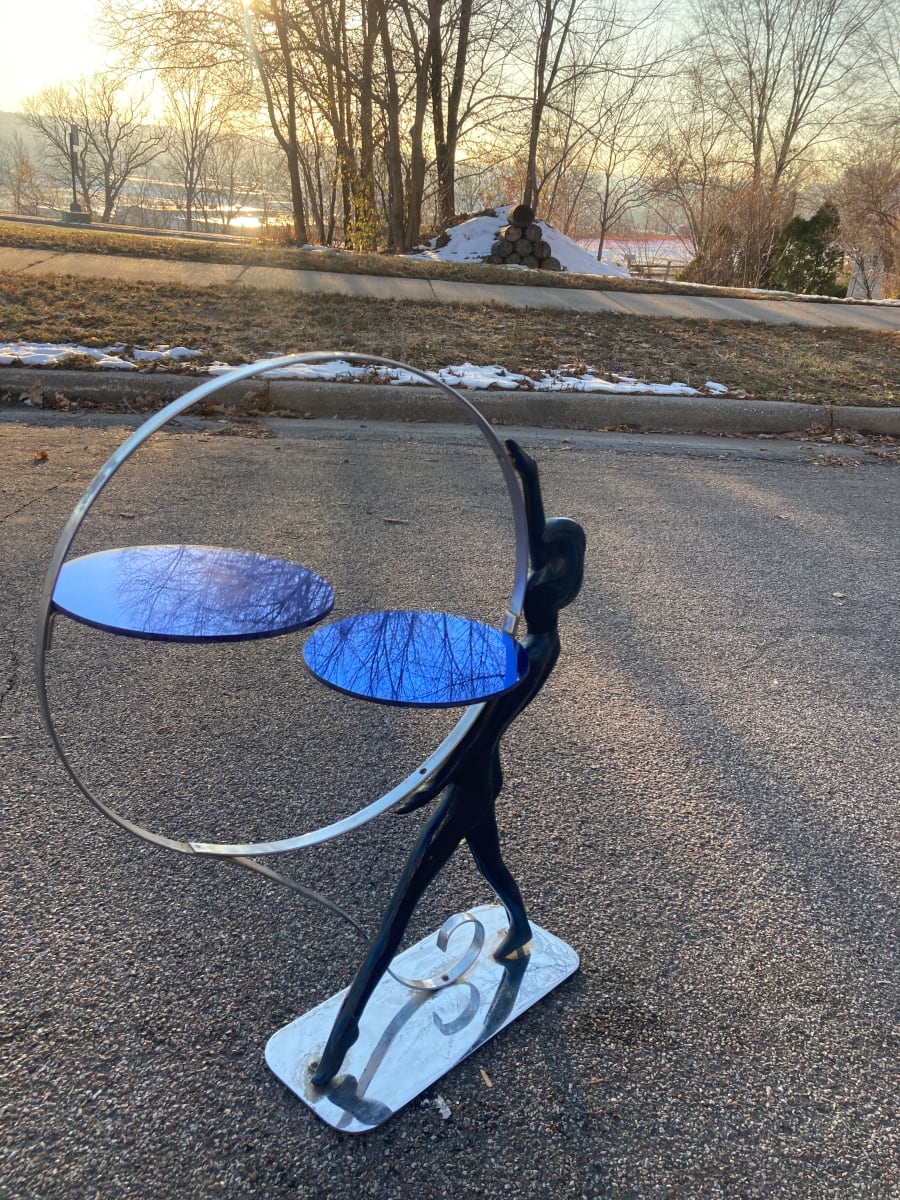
[35,353,530,859]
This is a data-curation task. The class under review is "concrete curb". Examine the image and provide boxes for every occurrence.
[1,367,898,437]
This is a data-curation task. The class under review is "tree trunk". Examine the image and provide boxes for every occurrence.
[378,1,406,250]
[353,7,378,250]
[431,0,473,229]
[286,141,308,244]
[246,2,308,243]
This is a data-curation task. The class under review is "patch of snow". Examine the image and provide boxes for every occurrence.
[0,341,734,397]
[411,206,630,278]
[0,342,207,370]
[0,342,137,369]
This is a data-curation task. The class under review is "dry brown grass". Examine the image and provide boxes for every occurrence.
[1,272,897,406]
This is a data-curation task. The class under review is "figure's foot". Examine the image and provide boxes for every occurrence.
[310,1015,360,1088]
[494,918,532,960]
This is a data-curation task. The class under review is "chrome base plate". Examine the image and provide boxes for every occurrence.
[265,904,579,1132]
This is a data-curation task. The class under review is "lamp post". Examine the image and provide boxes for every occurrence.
[69,126,81,214]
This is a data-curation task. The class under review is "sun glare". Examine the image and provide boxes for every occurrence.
[2,0,105,111]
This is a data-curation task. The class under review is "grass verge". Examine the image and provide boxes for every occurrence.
[0,217,852,303]
[1,273,897,406]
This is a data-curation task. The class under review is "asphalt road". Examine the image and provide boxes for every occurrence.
[1,415,898,1199]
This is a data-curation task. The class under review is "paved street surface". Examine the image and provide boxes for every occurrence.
[2,244,900,329]
[1,414,898,1199]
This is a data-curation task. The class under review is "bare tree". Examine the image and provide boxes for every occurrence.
[0,133,57,214]
[587,97,660,260]
[428,0,511,228]
[832,135,900,297]
[198,129,287,232]
[538,55,664,256]
[505,0,670,219]
[24,74,167,221]
[861,0,900,116]
[294,115,340,244]
[162,69,233,230]
[431,0,475,227]
[689,0,881,187]
[90,0,691,251]
[516,0,593,210]
[102,0,311,241]
[241,0,311,242]
[648,66,742,253]
[653,0,879,288]
[22,84,92,211]
[97,0,510,248]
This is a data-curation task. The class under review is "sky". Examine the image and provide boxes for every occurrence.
[0,0,106,111]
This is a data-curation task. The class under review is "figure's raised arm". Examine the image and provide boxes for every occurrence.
[505,439,547,568]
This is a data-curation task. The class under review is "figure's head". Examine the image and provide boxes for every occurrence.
[524,516,586,631]
[504,438,586,633]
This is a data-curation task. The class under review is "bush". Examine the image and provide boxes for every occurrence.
[678,186,794,289]
[764,203,846,296]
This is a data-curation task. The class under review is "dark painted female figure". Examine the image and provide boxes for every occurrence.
[312,439,586,1086]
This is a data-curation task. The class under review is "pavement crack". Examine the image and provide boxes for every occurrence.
[0,641,19,715]
[0,471,81,524]
[18,251,62,271]
[0,492,47,522]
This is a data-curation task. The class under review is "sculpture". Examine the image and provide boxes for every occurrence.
[311,439,586,1085]
[35,355,586,1130]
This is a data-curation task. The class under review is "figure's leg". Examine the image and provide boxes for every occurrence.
[466,812,532,959]
[311,789,468,1087]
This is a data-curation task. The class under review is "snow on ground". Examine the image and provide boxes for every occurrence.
[0,343,206,370]
[412,206,631,278]
[0,340,731,397]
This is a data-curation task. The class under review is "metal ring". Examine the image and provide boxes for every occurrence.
[35,353,530,858]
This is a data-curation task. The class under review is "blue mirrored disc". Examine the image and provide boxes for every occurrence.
[303,610,529,707]
[52,545,334,641]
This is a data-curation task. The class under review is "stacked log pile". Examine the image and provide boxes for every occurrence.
[487,204,562,271]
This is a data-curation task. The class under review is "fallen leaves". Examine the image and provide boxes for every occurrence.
[810,452,858,467]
